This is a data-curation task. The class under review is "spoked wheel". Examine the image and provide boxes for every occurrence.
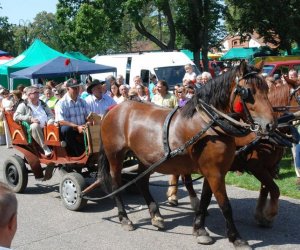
[3,155,28,193]
[60,172,87,211]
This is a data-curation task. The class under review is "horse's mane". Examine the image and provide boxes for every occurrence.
[181,68,238,118]
[181,63,266,118]
[268,84,290,107]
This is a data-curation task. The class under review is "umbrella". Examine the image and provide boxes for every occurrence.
[10,56,116,79]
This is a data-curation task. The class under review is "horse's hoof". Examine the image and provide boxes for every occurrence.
[197,235,214,245]
[151,216,165,230]
[257,219,273,228]
[233,239,252,250]
[255,215,273,228]
[168,195,178,206]
[121,220,135,231]
[193,227,209,237]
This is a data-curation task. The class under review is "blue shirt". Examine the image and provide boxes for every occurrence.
[85,94,116,116]
[55,93,90,125]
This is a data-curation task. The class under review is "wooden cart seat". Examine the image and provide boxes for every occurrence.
[4,111,29,145]
[44,124,61,146]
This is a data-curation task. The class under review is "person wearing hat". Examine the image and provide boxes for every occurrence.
[85,79,116,116]
[13,86,54,156]
[55,78,90,156]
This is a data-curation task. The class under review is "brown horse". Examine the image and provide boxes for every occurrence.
[97,61,275,248]
[167,75,300,230]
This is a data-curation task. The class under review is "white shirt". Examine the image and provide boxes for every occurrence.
[183,72,197,82]
[28,102,48,128]
[85,94,116,116]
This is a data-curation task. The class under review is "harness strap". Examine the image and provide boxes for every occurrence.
[162,106,179,156]
[199,99,252,129]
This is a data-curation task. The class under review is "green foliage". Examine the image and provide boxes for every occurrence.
[225,155,300,199]
[0,17,16,55]
[225,0,300,54]
[30,12,65,52]
[174,0,225,70]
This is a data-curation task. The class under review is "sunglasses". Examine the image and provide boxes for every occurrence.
[177,91,183,94]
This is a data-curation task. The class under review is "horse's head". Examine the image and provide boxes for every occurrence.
[283,75,300,106]
[231,61,276,134]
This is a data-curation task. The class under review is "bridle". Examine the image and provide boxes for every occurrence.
[289,84,300,105]
[231,71,260,132]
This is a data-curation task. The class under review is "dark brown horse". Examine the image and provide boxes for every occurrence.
[97,61,275,248]
[167,75,300,230]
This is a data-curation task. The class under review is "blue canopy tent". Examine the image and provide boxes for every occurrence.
[10,56,116,79]
[0,50,9,56]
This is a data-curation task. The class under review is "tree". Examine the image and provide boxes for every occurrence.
[56,0,125,56]
[0,16,16,55]
[30,12,65,52]
[175,0,225,71]
[225,0,300,54]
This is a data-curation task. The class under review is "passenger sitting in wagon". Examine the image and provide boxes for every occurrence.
[55,78,90,157]
[85,79,116,116]
[13,86,54,156]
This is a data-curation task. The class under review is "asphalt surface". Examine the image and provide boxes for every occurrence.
[0,145,299,250]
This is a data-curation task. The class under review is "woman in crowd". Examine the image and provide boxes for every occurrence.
[136,84,150,102]
[175,86,189,107]
[11,90,24,112]
[110,82,122,104]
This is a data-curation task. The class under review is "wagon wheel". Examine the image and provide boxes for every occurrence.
[3,155,28,193]
[60,172,87,211]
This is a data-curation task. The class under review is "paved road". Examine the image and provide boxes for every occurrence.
[0,145,299,250]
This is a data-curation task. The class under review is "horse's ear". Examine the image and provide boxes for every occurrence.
[254,60,264,72]
[238,60,248,77]
[283,75,298,88]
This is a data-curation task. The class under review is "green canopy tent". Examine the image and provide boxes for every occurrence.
[0,39,66,89]
[181,49,222,60]
[64,51,95,63]
[220,47,259,61]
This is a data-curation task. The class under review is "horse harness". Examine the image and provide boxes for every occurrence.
[231,71,260,131]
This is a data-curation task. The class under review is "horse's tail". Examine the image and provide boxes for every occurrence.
[97,133,112,194]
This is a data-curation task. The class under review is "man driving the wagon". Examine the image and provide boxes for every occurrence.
[13,86,54,156]
[54,78,90,157]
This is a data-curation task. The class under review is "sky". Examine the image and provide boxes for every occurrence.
[0,0,58,24]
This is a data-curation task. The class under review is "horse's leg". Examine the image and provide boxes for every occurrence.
[193,178,214,245]
[110,158,135,231]
[206,175,249,248]
[135,166,165,229]
[249,166,280,227]
[182,175,200,211]
[166,174,179,206]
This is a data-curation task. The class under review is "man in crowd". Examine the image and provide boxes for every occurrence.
[55,78,90,156]
[85,79,116,116]
[0,182,18,249]
[13,86,54,156]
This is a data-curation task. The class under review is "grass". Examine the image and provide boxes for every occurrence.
[225,151,300,199]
